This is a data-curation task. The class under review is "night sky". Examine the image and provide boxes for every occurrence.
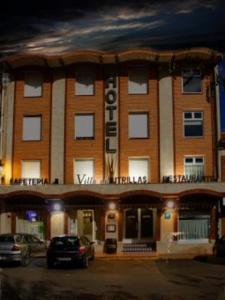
[0,0,225,57]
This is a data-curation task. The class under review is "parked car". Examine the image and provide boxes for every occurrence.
[104,238,117,253]
[213,236,225,257]
[47,235,95,268]
[0,233,46,265]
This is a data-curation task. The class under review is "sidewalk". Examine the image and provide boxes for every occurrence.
[95,252,196,260]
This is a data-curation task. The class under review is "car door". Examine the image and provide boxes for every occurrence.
[26,235,46,256]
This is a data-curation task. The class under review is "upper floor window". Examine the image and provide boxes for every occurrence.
[184,156,204,179]
[74,113,94,139]
[182,69,201,93]
[23,116,41,141]
[128,68,148,94]
[184,111,203,137]
[24,72,43,97]
[74,159,94,184]
[129,112,149,138]
[75,72,95,95]
[128,158,149,181]
[21,160,41,179]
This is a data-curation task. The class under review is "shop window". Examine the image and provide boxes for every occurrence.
[183,111,203,137]
[74,114,94,139]
[74,159,94,183]
[24,72,43,97]
[128,68,148,94]
[23,116,41,141]
[182,69,201,93]
[128,158,149,181]
[22,160,41,178]
[178,212,209,241]
[75,71,95,95]
[184,156,204,180]
[129,112,149,138]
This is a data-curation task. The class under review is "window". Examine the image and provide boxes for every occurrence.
[74,114,94,139]
[128,68,148,94]
[184,156,204,180]
[24,72,43,97]
[129,113,149,138]
[75,72,95,95]
[74,159,94,183]
[184,112,203,137]
[129,158,149,181]
[21,161,41,178]
[182,69,201,93]
[178,212,209,241]
[23,116,41,141]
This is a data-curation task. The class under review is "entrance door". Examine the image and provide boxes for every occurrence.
[140,209,153,239]
[125,209,138,239]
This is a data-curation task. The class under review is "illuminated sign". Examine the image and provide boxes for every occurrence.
[10,178,48,185]
[162,175,217,183]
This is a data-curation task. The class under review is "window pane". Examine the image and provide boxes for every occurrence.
[194,112,202,119]
[184,156,204,180]
[128,69,148,94]
[195,157,203,163]
[74,160,94,183]
[23,116,41,140]
[185,158,193,163]
[22,161,41,178]
[75,115,94,138]
[75,72,94,95]
[24,72,43,97]
[129,113,148,138]
[184,112,192,119]
[182,69,201,93]
[129,159,149,181]
[184,122,203,137]
[179,212,209,240]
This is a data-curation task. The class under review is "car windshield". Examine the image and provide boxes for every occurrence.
[0,235,15,243]
[51,236,80,249]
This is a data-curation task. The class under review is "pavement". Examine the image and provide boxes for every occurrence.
[1,257,225,299]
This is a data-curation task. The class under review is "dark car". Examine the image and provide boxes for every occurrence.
[0,233,46,265]
[104,238,117,253]
[213,235,225,257]
[46,235,95,268]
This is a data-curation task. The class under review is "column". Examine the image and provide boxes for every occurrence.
[118,209,123,241]
[210,206,218,240]
[156,209,161,241]
[51,71,65,184]
[64,211,69,235]
[159,67,174,180]
[11,212,16,234]
[3,79,15,183]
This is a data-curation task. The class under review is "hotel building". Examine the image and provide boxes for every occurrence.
[0,48,224,254]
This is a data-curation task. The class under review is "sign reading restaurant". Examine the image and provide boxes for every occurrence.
[162,175,217,183]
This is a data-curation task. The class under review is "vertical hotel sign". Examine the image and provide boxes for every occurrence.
[104,70,118,182]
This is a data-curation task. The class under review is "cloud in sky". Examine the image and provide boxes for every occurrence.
[0,0,224,57]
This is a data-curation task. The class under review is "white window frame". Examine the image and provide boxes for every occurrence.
[21,160,41,179]
[73,159,95,184]
[75,71,95,96]
[22,116,41,141]
[74,113,94,139]
[183,111,203,138]
[128,157,150,182]
[128,112,149,139]
[178,213,210,243]
[128,67,148,95]
[181,68,202,94]
[24,71,43,97]
[184,156,204,179]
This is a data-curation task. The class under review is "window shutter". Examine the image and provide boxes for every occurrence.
[23,116,41,140]
[128,68,148,94]
[22,161,41,178]
[24,72,43,97]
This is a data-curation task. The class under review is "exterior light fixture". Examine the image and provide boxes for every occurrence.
[108,202,116,210]
[166,200,175,209]
[46,199,64,212]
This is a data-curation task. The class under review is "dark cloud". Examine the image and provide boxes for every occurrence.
[0,0,224,57]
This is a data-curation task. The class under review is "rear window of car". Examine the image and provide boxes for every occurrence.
[0,235,15,243]
[50,236,80,249]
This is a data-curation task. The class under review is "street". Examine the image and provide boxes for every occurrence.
[1,258,225,300]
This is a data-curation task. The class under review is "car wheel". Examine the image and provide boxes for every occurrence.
[80,255,88,268]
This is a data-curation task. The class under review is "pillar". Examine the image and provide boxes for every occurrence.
[210,206,218,240]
